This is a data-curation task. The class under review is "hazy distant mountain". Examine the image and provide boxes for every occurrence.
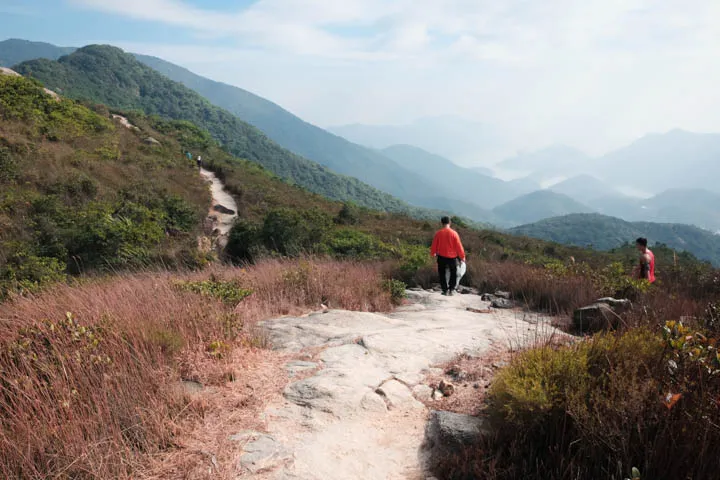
[0,39,75,67]
[595,129,720,194]
[586,194,645,218]
[380,144,520,209]
[492,190,594,225]
[329,116,510,164]
[510,213,720,265]
[506,176,542,196]
[644,189,720,232]
[471,166,494,177]
[550,174,619,202]
[494,145,591,177]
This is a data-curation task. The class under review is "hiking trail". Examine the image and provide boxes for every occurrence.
[200,167,238,249]
[234,290,561,479]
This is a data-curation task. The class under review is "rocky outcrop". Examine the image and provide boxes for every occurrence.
[573,297,631,333]
[424,410,489,466]
[212,204,236,215]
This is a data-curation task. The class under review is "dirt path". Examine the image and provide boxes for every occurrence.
[234,290,561,479]
[200,168,238,248]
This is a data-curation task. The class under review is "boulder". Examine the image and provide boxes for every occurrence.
[491,298,513,309]
[573,302,618,333]
[424,411,489,464]
[494,291,512,299]
[480,293,496,302]
[596,297,632,312]
[0,67,20,77]
[143,136,161,145]
[212,204,236,215]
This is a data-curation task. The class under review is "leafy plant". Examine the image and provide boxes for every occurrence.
[175,279,252,304]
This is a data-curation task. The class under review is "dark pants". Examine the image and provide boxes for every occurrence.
[437,255,458,292]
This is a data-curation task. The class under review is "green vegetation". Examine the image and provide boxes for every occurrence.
[0,74,210,298]
[175,278,252,304]
[469,322,720,479]
[510,213,720,266]
[14,45,446,217]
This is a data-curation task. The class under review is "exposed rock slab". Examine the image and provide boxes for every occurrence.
[250,290,560,479]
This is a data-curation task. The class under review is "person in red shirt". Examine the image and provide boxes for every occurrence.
[633,237,656,283]
[430,216,466,296]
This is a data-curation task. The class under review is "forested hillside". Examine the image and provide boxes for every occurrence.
[511,213,720,265]
[14,45,433,216]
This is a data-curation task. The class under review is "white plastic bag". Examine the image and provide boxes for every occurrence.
[445,261,467,290]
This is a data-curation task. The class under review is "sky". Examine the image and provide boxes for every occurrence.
[2,0,720,160]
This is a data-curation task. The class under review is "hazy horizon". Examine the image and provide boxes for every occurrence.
[3,0,720,162]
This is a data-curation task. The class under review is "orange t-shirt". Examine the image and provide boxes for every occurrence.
[430,228,466,260]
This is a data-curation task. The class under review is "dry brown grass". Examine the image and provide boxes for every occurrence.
[0,258,393,479]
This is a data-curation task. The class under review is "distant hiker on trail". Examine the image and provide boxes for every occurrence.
[633,237,656,283]
[186,151,192,161]
[196,155,203,168]
[430,216,466,296]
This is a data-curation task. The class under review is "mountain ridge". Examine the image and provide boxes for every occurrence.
[511,213,720,265]
[13,44,449,219]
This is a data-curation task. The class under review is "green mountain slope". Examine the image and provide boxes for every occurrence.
[0,72,210,294]
[0,38,75,67]
[134,54,494,220]
[510,213,720,265]
[13,45,429,215]
[493,190,595,225]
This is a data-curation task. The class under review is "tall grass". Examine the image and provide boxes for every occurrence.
[0,259,393,478]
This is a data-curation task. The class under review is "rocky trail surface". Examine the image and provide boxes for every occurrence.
[200,167,238,249]
[233,289,561,479]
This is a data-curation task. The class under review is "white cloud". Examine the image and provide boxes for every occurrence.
[69,0,720,160]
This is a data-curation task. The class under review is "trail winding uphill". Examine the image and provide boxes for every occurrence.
[236,290,561,479]
[200,167,238,248]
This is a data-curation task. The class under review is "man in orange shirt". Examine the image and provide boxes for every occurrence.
[430,216,466,296]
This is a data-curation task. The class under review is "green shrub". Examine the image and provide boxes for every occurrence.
[175,279,252,304]
[225,220,261,263]
[325,229,389,258]
[476,328,720,479]
[261,207,332,256]
[0,147,17,183]
[0,245,67,298]
[335,203,361,225]
[383,279,407,305]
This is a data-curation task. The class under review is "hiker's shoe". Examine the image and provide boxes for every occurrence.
[441,291,448,296]
[448,290,455,296]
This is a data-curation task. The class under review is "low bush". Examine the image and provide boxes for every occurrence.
[444,324,720,479]
[383,279,407,305]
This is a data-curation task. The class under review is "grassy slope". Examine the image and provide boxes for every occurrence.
[13,45,434,216]
[0,74,211,295]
